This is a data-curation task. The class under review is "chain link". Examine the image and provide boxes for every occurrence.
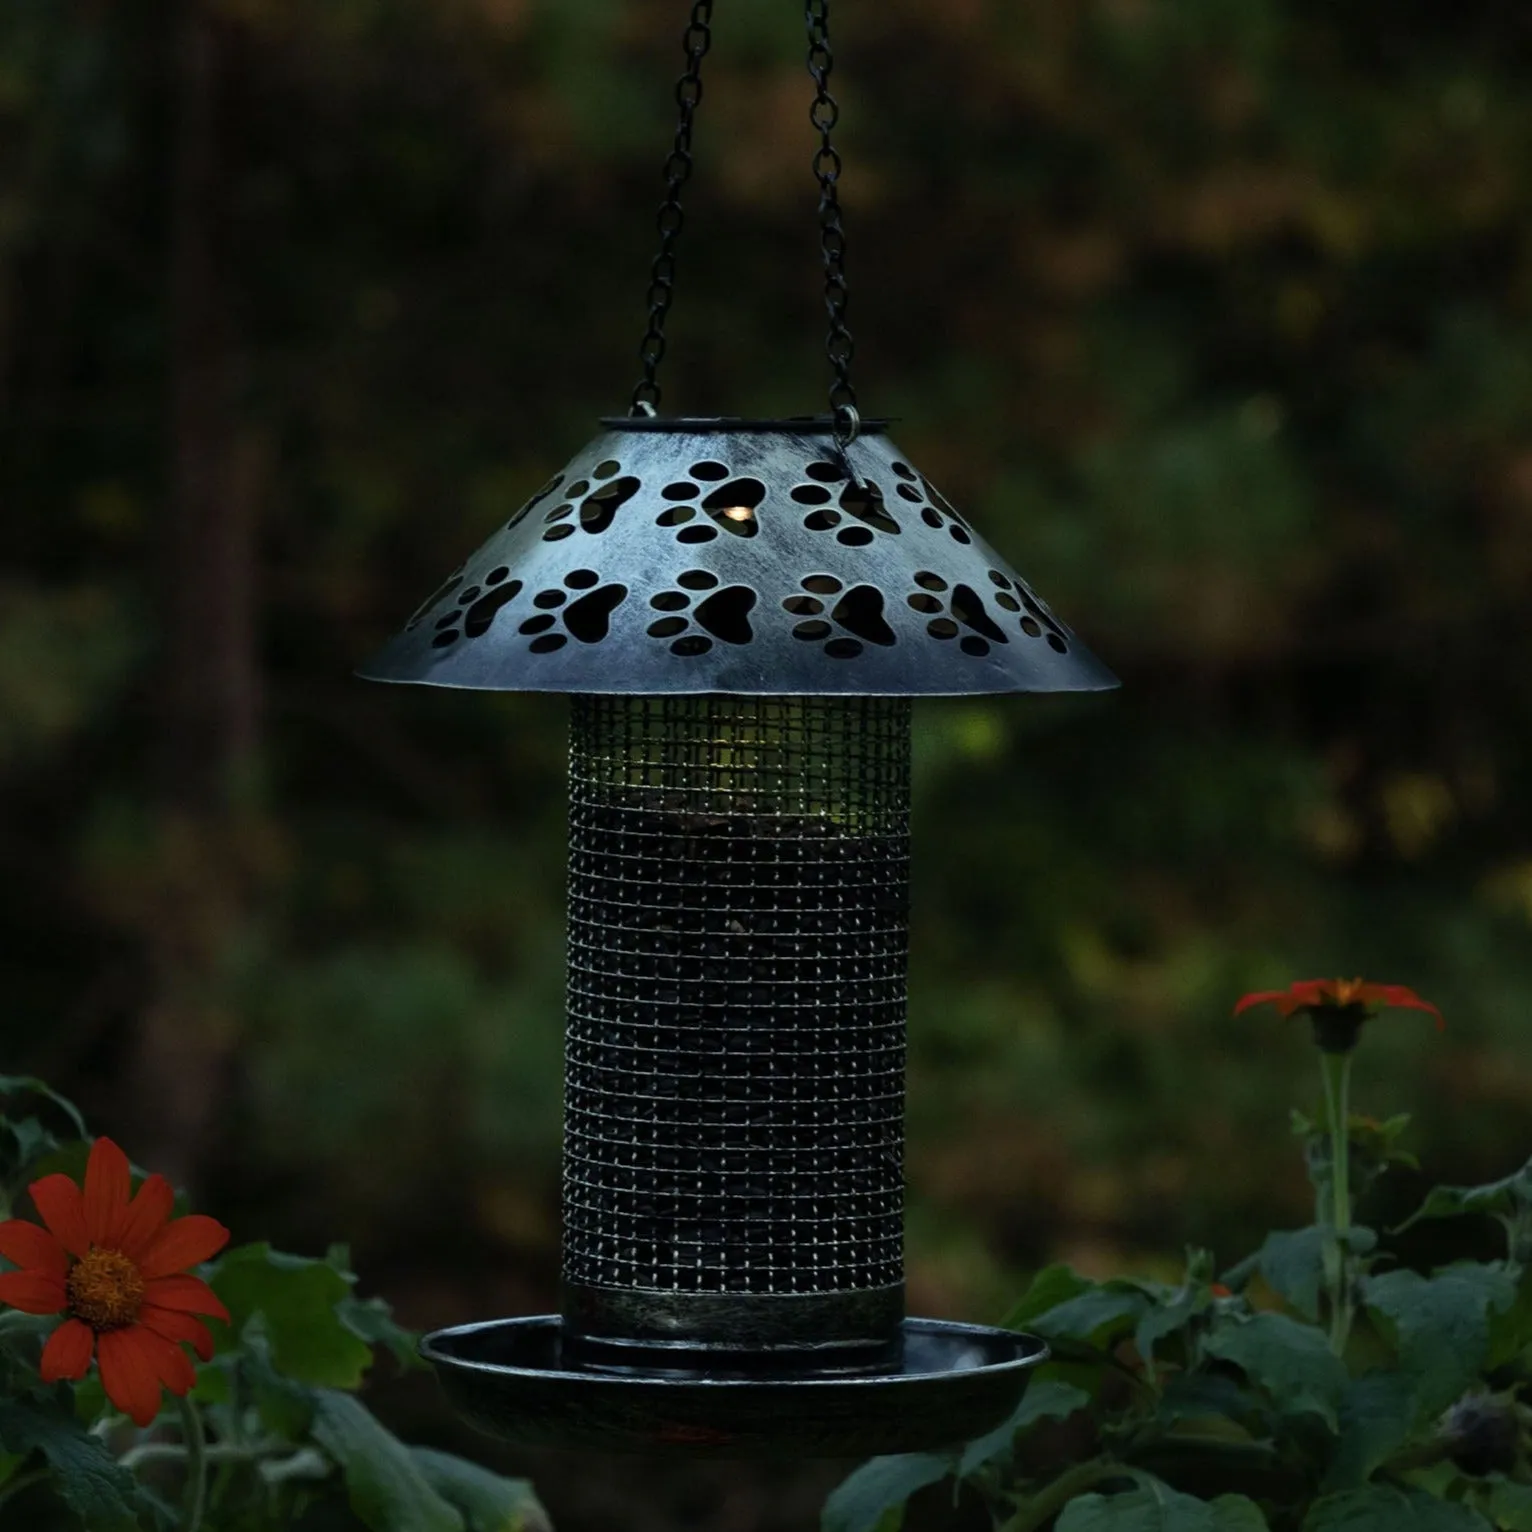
[806,0,857,425]
[629,1,714,415]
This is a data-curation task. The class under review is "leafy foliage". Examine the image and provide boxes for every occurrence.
[0,1085,549,1532]
[829,1059,1532,1532]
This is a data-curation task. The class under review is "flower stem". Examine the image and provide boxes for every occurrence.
[0,1466,49,1512]
[998,1458,1139,1532]
[1319,1050,1353,1354]
[175,1395,208,1532]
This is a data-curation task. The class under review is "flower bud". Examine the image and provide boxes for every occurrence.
[1441,1393,1522,1478]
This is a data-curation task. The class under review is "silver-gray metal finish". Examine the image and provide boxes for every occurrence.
[563,695,908,1359]
[359,417,1118,697]
[421,1314,1049,1456]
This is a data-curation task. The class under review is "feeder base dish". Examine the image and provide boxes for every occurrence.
[421,1315,1048,1457]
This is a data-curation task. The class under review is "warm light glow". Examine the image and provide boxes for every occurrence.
[721,506,754,521]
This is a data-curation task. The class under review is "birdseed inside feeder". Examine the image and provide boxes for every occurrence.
[359,4,1117,1459]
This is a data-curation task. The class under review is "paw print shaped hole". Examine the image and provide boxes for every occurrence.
[690,461,730,481]
[520,580,630,652]
[1016,590,1070,652]
[838,480,900,536]
[579,475,642,534]
[644,571,756,653]
[700,478,765,537]
[406,568,465,630]
[913,578,1009,657]
[788,577,892,658]
[804,460,847,484]
[463,578,525,638]
[507,475,564,532]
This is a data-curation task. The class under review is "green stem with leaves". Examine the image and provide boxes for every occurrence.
[1319,1050,1353,1353]
[176,1395,208,1532]
[999,1458,1142,1532]
[0,1465,49,1512]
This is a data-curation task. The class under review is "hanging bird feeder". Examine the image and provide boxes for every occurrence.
[361,0,1117,1457]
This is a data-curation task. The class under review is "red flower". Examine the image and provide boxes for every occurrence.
[1234,978,1442,1053]
[0,1137,230,1426]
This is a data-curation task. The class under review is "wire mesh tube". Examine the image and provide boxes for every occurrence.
[561,695,911,1370]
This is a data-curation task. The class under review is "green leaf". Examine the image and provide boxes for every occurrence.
[339,1294,427,1372]
[821,1452,954,1532]
[1303,1485,1492,1531]
[1057,1482,1268,1531]
[1001,1264,1094,1330]
[2,1116,59,1176]
[0,1393,154,1531]
[1471,1479,1532,1532]
[1487,1264,1532,1368]
[1203,1312,1349,1430]
[1159,1372,1269,1433]
[1362,1265,1517,1420]
[1396,1158,1532,1232]
[957,1378,1092,1476]
[312,1389,464,1532]
[0,1077,88,1139]
[1225,1227,1375,1323]
[1322,1371,1418,1491]
[211,1243,375,1387]
[1031,1285,1151,1347]
[411,1448,552,1532]
[1136,1286,1213,1378]
[242,1330,319,1440]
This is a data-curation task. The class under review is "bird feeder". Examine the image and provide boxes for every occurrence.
[360,3,1117,1458]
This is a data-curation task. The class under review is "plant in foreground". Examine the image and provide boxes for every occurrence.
[0,1077,549,1532]
[827,978,1532,1532]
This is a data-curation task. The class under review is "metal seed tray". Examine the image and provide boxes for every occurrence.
[422,1314,1048,1457]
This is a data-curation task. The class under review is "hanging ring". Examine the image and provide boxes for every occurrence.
[631,398,658,419]
[833,401,860,446]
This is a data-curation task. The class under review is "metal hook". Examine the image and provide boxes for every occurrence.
[832,403,864,486]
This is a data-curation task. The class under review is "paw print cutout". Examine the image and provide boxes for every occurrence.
[514,569,628,654]
[645,569,758,656]
[406,564,467,631]
[425,565,529,650]
[905,571,1012,657]
[506,473,565,532]
[652,459,766,543]
[886,461,975,545]
[540,459,642,542]
[791,460,900,545]
[984,567,1070,652]
[782,575,896,659]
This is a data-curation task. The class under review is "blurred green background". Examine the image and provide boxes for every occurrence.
[4,0,1532,1525]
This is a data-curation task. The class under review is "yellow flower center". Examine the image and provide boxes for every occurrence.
[66,1248,145,1331]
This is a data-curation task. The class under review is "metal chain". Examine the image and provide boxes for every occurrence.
[629,2,714,416]
[806,0,858,434]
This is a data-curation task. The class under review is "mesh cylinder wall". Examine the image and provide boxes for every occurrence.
[562,695,911,1348]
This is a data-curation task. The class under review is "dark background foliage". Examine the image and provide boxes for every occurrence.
[3,0,1531,1526]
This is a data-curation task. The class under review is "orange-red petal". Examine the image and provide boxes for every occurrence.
[27,1174,90,1260]
[142,1273,230,1322]
[0,1268,67,1314]
[97,1327,166,1427]
[137,1215,230,1281]
[130,1323,197,1396]
[116,1175,176,1263]
[1357,983,1445,1027]
[83,1137,133,1250]
[1233,988,1305,1017]
[0,1218,68,1281]
[40,1318,96,1382]
[139,1304,216,1362]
